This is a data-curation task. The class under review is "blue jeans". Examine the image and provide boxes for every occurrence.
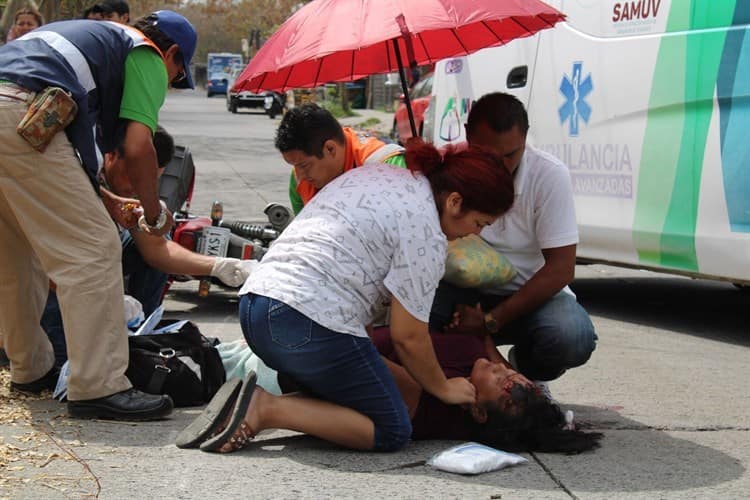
[430,281,597,381]
[41,231,168,365]
[240,293,411,452]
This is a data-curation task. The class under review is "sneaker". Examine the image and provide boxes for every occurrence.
[533,380,554,402]
[10,365,60,395]
[68,388,173,421]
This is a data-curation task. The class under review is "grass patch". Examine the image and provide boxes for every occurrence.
[357,117,381,128]
[320,100,359,119]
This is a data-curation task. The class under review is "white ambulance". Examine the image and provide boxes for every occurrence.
[424,0,750,286]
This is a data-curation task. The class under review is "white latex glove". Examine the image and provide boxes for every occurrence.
[123,294,144,329]
[210,257,258,287]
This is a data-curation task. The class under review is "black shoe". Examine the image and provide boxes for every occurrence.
[0,348,9,368]
[10,365,59,395]
[68,388,174,421]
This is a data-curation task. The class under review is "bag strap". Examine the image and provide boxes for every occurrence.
[146,365,170,394]
[146,348,176,394]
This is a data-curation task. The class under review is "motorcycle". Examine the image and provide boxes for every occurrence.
[172,201,292,295]
[263,91,286,119]
[159,144,293,296]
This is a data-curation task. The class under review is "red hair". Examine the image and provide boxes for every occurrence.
[405,139,514,216]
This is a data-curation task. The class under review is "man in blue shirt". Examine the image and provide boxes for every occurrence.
[0,11,197,421]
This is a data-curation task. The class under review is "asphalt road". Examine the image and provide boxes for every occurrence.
[1,90,748,499]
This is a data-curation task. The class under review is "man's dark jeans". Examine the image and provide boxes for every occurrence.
[429,281,597,381]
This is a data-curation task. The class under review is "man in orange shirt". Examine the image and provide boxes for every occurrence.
[277,104,404,214]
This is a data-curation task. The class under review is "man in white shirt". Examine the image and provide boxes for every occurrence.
[446,92,596,390]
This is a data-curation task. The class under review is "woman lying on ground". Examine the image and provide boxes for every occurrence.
[275,326,601,453]
[371,327,602,453]
[202,323,601,454]
[179,140,515,453]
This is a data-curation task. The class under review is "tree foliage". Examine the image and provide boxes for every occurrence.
[1,0,364,109]
[178,0,303,63]
[3,0,304,64]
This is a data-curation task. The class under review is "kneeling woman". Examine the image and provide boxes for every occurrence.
[206,140,515,453]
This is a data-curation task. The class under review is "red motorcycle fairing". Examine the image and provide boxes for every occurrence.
[173,216,212,254]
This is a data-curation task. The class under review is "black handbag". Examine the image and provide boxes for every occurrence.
[126,321,226,407]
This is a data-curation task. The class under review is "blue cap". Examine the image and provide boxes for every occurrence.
[152,10,197,89]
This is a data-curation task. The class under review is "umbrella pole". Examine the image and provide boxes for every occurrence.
[392,38,418,139]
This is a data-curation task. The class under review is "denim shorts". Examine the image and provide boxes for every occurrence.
[239,293,411,452]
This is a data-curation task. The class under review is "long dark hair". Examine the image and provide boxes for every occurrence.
[404,139,514,217]
[469,383,602,453]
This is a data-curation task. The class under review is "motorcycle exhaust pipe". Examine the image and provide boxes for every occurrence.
[219,219,279,241]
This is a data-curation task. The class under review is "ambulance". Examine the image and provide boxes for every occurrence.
[424,0,750,286]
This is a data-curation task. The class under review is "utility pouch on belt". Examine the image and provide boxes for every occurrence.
[16,87,77,152]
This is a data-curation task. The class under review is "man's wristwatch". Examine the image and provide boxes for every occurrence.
[138,201,168,232]
[484,312,500,334]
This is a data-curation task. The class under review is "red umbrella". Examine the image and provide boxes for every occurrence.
[235,0,564,136]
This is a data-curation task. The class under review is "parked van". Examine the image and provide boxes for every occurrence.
[424,0,750,286]
[207,52,243,97]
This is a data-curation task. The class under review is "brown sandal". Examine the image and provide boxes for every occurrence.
[175,377,243,449]
[200,371,258,452]
[224,420,256,451]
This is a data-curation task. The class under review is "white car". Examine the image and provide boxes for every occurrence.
[226,67,266,114]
